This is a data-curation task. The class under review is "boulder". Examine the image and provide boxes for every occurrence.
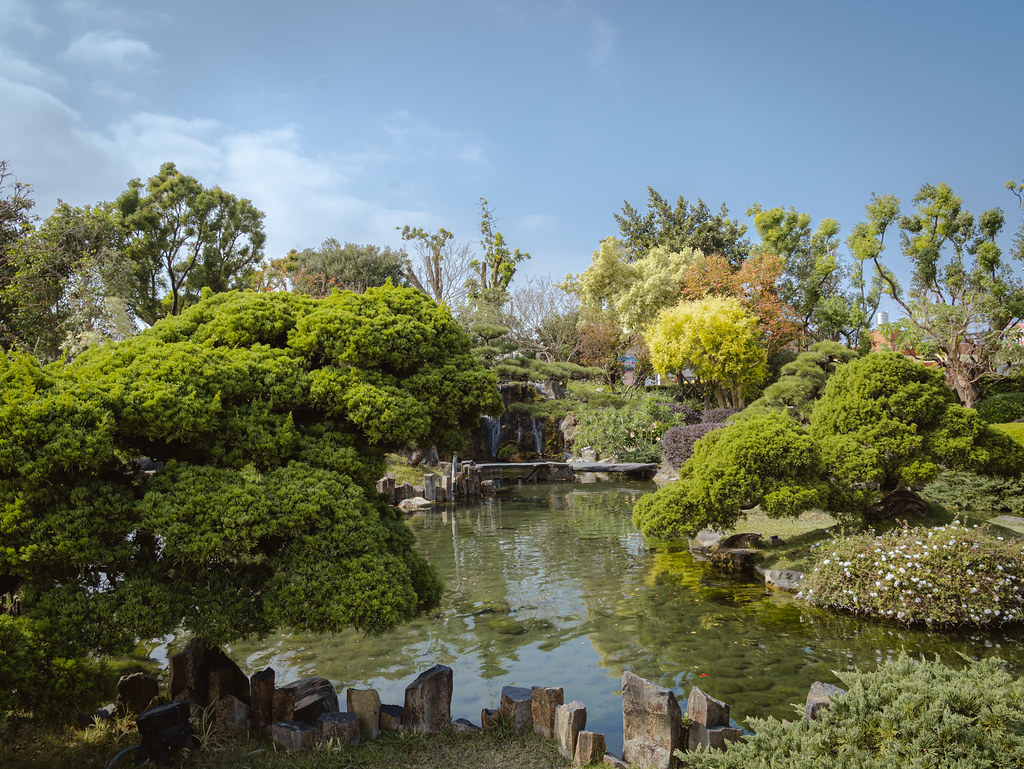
[603,754,629,768]
[453,717,481,734]
[621,671,685,769]
[116,672,159,717]
[708,547,760,571]
[380,703,404,731]
[555,700,587,761]
[213,694,249,734]
[276,677,338,725]
[720,532,762,548]
[692,530,726,550]
[686,686,729,728]
[347,688,381,740]
[531,686,564,739]
[481,708,502,730]
[249,667,275,734]
[575,731,606,765]
[315,711,360,745]
[500,686,533,735]
[271,720,315,751]
[761,567,804,592]
[403,664,452,733]
[806,681,846,721]
[168,639,249,707]
[398,496,433,512]
[688,723,744,751]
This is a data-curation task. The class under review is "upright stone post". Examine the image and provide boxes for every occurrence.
[250,667,275,733]
[403,664,452,733]
[500,686,533,735]
[621,671,685,769]
[347,688,381,740]
[686,687,743,751]
[532,686,564,738]
[555,701,587,760]
[423,473,437,501]
[575,731,606,765]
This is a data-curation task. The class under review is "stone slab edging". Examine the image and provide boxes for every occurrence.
[108,639,846,767]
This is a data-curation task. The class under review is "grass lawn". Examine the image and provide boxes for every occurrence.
[0,719,573,769]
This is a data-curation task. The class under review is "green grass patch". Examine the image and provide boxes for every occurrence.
[731,509,840,572]
[992,421,1024,445]
[383,454,429,486]
[0,720,571,769]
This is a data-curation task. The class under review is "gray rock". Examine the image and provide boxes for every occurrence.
[116,671,159,717]
[423,473,437,501]
[693,530,727,550]
[347,687,381,740]
[555,701,587,761]
[398,496,433,512]
[575,731,606,765]
[403,664,452,733]
[314,711,360,745]
[762,568,804,592]
[686,686,729,728]
[481,707,502,730]
[688,723,744,751]
[380,703,404,732]
[168,639,249,708]
[453,717,481,734]
[621,671,684,769]
[720,532,762,548]
[603,754,629,768]
[806,681,846,721]
[277,676,339,725]
[709,547,760,570]
[249,667,275,734]
[271,720,316,751]
[213,694,249,734]
[531,686,564,739]
[500,686,533,735]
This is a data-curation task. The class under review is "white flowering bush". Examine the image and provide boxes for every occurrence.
[799,522,1024,627]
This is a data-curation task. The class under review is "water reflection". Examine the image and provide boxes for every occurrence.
[152,482,1024,756]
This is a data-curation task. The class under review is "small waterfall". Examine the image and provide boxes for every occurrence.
[531,418,544,455]
[480,416,502,459]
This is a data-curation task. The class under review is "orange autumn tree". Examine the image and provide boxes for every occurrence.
[680,252,800,356]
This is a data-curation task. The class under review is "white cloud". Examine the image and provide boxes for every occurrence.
[63,30,157,69]
[589,17,616,66]
[110,113,222,176]
[378,111,486,166]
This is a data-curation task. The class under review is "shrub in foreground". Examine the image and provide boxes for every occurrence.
[800,522,1024,627]
[686,654,1024,769]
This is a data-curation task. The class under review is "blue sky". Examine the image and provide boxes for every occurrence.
[2,0,1022,310]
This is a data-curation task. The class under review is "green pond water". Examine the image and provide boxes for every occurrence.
[149,482,1024,755]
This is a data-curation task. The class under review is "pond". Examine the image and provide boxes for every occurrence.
[148,482,1024,756]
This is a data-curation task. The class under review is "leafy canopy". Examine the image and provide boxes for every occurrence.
[0,285,501,718]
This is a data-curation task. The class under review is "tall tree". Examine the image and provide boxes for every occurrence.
[865,183,1024,407]
[0,160,37,350]
[747,203,848,344]
[397,224,473,310]
[290,238,406,295]
[614,186,749,265]
[470,198,530,311]
[115,162,266,324]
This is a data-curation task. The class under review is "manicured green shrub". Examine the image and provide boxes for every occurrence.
[685,654,1024,769]
[800,522,1024,627]
[921,470,1024,513]
[977,392,1024,423]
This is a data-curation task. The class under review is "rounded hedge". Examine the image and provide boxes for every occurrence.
[977,392,1024,424]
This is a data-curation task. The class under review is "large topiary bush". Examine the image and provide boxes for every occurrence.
[686,654,1024,769]
[0,286,502,720]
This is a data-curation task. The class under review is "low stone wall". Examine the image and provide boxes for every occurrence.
[376,463,494,510]
[113,639,846,768]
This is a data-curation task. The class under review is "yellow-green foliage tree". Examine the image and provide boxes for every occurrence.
[0,285,501,720]
[646,295,767,408]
